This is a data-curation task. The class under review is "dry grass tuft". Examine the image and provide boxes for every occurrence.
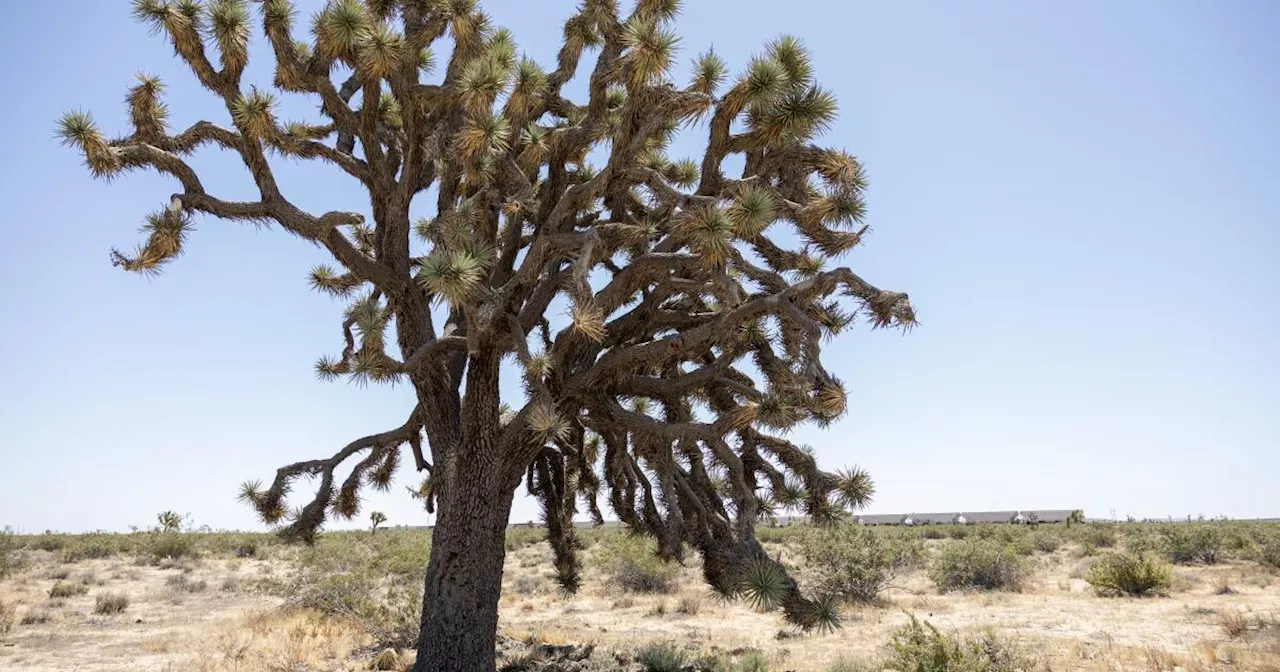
[1220,610,1251,639]
[49,580,89,598]
[0,599,14,634]
[20,608,52,625]
[676,594,703,616]
[94,592,130,614]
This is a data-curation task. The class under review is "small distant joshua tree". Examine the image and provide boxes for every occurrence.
[370,510,388,534]
[58,1,915,669]
[156,510,184,533]
[1066,509,1085,528]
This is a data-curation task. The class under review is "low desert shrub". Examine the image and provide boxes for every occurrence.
[0,528,16,579]
[1260,536,1280,568]
[796,524,921,603]
[264,531,427,648]
[60,535,124,563]
[595,534,681,594]
[20,608,52,625]
[1073,524,1117,549]
[48,580,88,598]
[93,593,130,614]
[1164,525,1224,565]
[1085,553,1172,596]
[884,615,1034,672]
[1030,531,1063,554]
[1220,610,1250,639]
[147,533,195,562]
[505,527,545,552]
[0,599,14,634]
[732,652,770,672]
[636,642,686,672]
[676,594,703,615]
[165,574,208,593]
[30,534,68,552]
[929,540,1026,592]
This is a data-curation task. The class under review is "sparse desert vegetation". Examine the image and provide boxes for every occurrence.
[1,521,1278,671]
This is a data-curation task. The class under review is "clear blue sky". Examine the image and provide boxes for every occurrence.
[1,1,1277,533]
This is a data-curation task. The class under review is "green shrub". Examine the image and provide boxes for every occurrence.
[733,652,769,672]
[264,531,428,648]
[49,580,89,598]
[596,533,681,594]
[948,527,971,540]
[0,528,15,579]
[1163,525,1224,565]
[796,524,921,603]
[636,643,686,672]
[1030,531,1063,554]
[1085,553,1173,597]
[928,540,1026,592]
[30,534,67,552]
[60,535,125,563]
[884,615,1034,672]
[94,593,130,614]
[1260,536,1280,568]
[1073,524,1117,548]
[148,533,195,561]
[504,527,545,552]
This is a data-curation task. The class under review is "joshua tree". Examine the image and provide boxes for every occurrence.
[370,510,388,533]
[156,510,185,533]
[58,1,914,669]
[1066,509,1086,528]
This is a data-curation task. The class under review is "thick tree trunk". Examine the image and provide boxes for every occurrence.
[412,452,517,672]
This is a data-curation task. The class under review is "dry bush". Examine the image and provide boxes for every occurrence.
[20,608,52,625]
[94,592,129,614]
[929,540,1027,592]
[43,567,71,580]
[263,531,428,649]
[1260,536,1280,569]
[0,599,14,634]
[1030,531,1064,554]
[1164,525,1225,565]
[797,524,921,603]
[611,596,636,610]
[646,601,669,617]
[884,615,1035,672]
[636,642,685,672]
[511,574,545,597]
[1072,524,1117,549]
[1085,553,1172,597]
[48,580,89,598]
[1220,610,1250,639]
[166,574,209,593]
[676,594,703,615]
[595,533,681,594]
[0,528,18,579]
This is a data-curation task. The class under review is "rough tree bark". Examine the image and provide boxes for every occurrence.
[416,452,516,672]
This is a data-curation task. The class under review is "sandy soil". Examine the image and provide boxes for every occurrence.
[2,544,1278,671]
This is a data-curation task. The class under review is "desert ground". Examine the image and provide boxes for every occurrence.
[1,522,1278,671]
